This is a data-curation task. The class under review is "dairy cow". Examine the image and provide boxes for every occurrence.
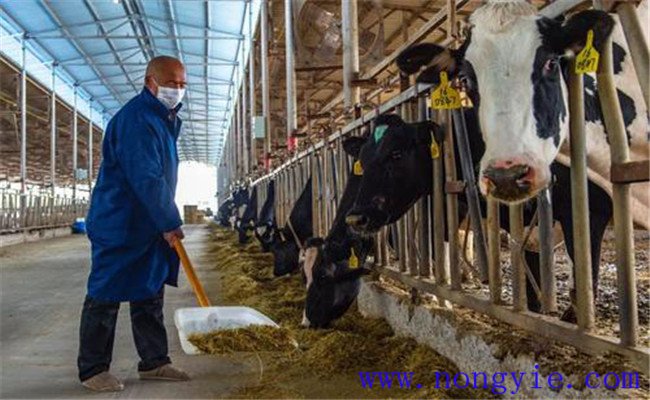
[347,0,648,320]
[397,0,648,225]
[238,186,258,244]
[345,112,614,320]
[270,177,313,277]
[301,142,374,328]
[254,179,278,252]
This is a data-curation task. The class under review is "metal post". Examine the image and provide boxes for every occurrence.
[20,39,27,195]
[451,109,489,282]
[432,110,447,284]
[72,85,78,203]
[616,2,649,110]
[88,101,93,192]
[510,204,526,311]
[568,59,595,331]
[596,34,638,345]
[50,63,57,197]
[342,0,360,112]
[260,0,271,159]
[487,199,502,303]
[537,188,557,312]
[248,1,257,168]
[284,0,297,146]
[443,110,461,290]
[418,96,432,277]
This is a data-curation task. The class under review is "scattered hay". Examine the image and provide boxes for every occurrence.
[188,325,296,354]
[205,224,494,399]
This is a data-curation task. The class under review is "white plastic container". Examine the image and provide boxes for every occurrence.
[174,306,279,355]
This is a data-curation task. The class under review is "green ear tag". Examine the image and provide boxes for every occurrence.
[374,125,388,143]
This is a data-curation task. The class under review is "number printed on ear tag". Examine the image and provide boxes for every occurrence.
[353,160,363,176]
[430,140,440,159]
[349,248,359,269]
[430,71,461,110]
[575,30,599,74]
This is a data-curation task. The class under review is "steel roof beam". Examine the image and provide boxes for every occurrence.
[153,48,237,64]
[57,46,142,63]
[26,15,135,35]
[33,2,129,108]
[59,61,238,66]
[145,15,243,39]
[29,34,242,40]
[81,0,140,94]
[121,0,154,61]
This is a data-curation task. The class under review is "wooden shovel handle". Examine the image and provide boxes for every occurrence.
[173,239,211,307]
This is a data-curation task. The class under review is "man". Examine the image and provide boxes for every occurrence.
[78,55,190,392]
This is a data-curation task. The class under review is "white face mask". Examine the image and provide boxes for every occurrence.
[153,78,186,109]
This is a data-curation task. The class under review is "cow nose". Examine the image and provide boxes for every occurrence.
[482,162,535,199]
[345,213,369,228]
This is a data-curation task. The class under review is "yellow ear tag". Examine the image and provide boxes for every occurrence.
[430,140,440,159]
[349,248,359,269]
[353,160,363,176]
[430,71,462,110]
[575,30,599,74]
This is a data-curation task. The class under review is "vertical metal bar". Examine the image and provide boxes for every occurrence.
[418,92,432,278]
[50,63,57,197]
[88,101,93,192]
[568,59,595,331]
[342,0,360,111]
[20,39,27,196]
[537,188,557,312]
[260,0,271,159]
[487,199,502,303]
[509,204,526,311]
[443,110,461,290]
[596,35,638,345]
[432,109,447,284]
[451,109,488,282]
[72,85,78,204]
[616,2,649,110]
[248,1,256,167]
[284,0,297,144]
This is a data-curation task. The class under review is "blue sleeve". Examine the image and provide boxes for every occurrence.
[115,117,182,233]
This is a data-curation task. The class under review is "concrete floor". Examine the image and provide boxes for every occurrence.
[0,225,257,399]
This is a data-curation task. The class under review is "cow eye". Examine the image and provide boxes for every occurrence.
[391,150,402,160]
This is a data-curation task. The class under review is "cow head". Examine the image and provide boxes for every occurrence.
[301,236,372,328]
[397,2,613,203]
[343,114,441,234]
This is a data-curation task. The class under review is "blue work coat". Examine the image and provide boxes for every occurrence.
[86,88,183,302]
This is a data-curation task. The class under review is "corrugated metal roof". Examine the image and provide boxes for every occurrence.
[0,0,260,165]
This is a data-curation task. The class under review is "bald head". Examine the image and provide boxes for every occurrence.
[144,55,186,97]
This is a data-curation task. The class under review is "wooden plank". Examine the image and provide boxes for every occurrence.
[611,160,650,184]
[378,267,650,376]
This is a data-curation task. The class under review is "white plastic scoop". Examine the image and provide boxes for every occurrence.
[172,240,280,355]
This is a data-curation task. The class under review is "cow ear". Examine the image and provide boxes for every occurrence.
[342,136,366,158]
[397,42,463,84]
[412,121,443,146]
[551,10,615,55]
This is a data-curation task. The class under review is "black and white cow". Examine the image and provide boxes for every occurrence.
[346,0,648,320]
[301,140,374,328]
[270,177,314,277]
[254,179,278,252]
[344,113,613,320]
[216,198,235,227]
[238,185,258,244]
[397,0,647,224]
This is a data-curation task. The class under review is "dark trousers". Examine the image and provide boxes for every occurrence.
[77,289,171,381]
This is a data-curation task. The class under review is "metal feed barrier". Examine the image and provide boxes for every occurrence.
[245,2,649,373]
[0,189,88,234]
